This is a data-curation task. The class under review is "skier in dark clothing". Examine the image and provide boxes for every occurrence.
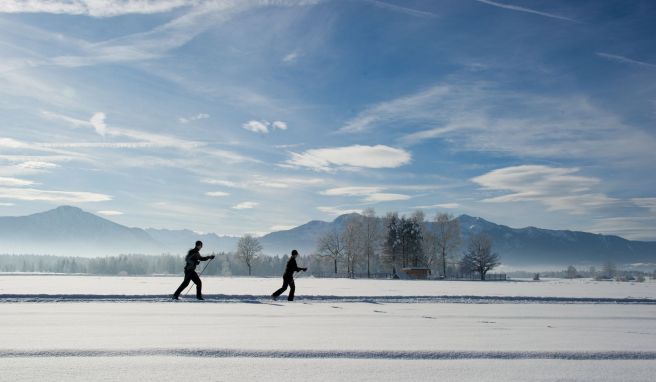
[272,249,307,301]
[172,241,215,300]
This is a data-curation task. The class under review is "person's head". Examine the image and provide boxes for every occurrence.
[195,240,203,250]
[291,249,298,257]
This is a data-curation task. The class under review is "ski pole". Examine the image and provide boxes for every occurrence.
[183,258,214,297]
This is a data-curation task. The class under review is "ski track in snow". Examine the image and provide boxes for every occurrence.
[2,348,655,360]
[1,294,655,304]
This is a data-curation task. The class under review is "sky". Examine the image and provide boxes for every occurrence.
[0,0,655,240]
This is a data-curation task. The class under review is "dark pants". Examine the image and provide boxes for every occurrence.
[173,269,202,298]
[272,276,295,301]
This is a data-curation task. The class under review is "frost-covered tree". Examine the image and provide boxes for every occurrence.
[434,213,461,278]
[317,227,344,274]
[343,218,363,277]
[566,265,577,279]
[360,208,381,278]
[236,234,262,276]
[602,261,617,278]
[461,234,500,281]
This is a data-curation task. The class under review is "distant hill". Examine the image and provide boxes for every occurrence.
[0,206,160,256]
[259,213,359,255]
[259,213,656,266]
[0,206,654,266]
[455,215,656,266]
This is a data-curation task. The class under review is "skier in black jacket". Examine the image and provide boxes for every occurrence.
[172,241,215,300]
[272,249,307,301]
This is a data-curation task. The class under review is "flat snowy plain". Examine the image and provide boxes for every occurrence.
[1,275,655,381]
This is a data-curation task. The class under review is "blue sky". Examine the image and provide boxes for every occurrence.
[0,0,655,239]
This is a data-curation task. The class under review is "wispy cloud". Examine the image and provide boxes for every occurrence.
[586,217,656,241]
[202,176,323,192]
[40,110,257,165]
[364,193,411,202]
[0,177,36,187]
[321,186,411,204]
[364,0,437,18]
[596,52,656,69]
[97,210,124,216]
[415,203,460,209]
[0,187,111,203]
[283,51,300,63]
[474,0,578,23]
[202,179,239,188]
[632,198,656,213]
[272,121,288,130]
[321,186,384,196]
[242,120,288,134]
[179,113,210,124]
[393,82,656,164]
[317,206,362,216]
[205,191,230,197]
[340,85,449,133]
[284,145,411,172]
[0,0,192,18]
[270,224,296,231]
[17,161,59,170]
[89,112,107,136]
[472,165,617,214]
[47,2,251,67]
[232,201,259,210]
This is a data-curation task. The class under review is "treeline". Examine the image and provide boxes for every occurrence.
[229,209,500,279]
[0,209,502,279]
[0,253,294,276]
[311,209,500,280]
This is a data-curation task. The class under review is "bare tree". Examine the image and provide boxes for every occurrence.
[422,228,438,271]
[236,234,262,276]
[566,265,577,279]
[602,261,617,278]
[434,213,461,278]
[461,233,499,280]
[361,208,380,278]
[317,228,344,274]
[343,218,363,277]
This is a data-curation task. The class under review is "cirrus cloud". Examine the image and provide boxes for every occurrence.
[471,165,618,214]
[232,201,259,209]
[0,0,192,18]
[0,187,111,203]
[285,145,411,172]
[97,210,124,216]
[205,191,230,197]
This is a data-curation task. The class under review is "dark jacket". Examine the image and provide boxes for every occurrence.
[283,256,303,278]
[184,248,210,271]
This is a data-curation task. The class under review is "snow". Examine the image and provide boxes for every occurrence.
[1,276,655,380]
[1,275,654,299]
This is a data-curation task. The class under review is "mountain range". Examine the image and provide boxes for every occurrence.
[0,205,654,267]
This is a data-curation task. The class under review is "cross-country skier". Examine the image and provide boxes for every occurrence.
[272,249,307,301]
[172,241,215,300]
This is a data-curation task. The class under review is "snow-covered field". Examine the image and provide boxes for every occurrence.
[1,275,655,381]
